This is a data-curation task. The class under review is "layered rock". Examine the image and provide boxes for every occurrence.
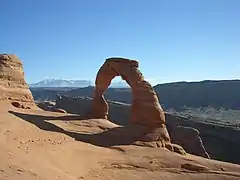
[165,113,240,164]
[90,58,165,126]
[87,58,184,154]
[0,54,34,103]
[169,126,210,158]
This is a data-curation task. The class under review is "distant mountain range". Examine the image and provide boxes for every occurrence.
[30,79,240,110]
[30,79,129,88]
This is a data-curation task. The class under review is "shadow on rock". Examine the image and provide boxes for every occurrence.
[8,111,149,147]
[10,111,84,121]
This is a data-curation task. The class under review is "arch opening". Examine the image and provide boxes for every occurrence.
[90,57,166,128]
[87,58,191,155]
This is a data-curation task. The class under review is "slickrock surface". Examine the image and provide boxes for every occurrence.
[1,101,240,180]
[55,95,210,158]
[1,55,239,179]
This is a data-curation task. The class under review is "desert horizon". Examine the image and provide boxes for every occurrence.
[1,1,239,179]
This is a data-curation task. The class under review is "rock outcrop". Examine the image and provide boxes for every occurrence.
[169,126,210,158]
[0,54,34,103]
[54,95,210,158]
[90,58,165,127]
[165,113,240,164]
[55,95,131,125]
[89,58,174,150]
[37,100,66,113]
[50,58,181,154]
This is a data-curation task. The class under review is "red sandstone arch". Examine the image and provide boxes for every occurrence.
[90,57,166,128]
[88,58,189,154]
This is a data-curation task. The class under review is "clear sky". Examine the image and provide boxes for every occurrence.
[1,0,239,85]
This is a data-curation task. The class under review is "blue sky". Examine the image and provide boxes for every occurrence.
[1,0,239,85]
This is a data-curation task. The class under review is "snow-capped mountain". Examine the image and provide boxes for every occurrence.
[30,79,129,88]
[110,81,129,88]
[30,79,93,88]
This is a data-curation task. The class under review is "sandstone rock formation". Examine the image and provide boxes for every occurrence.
[89,58,180,153]
[2,102,240,179]
[55,95,131,125]
[90,58,165,127]
[11,101,31,109]
[169,126,210,158]
[54,95,210,159]
[0,54,34,103]
[37,100,67,113]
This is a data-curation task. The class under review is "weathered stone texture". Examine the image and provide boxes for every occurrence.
[0,54,34,102]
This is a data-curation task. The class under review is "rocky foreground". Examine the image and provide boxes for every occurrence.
[53,95,240,164]
[1,101,240,180]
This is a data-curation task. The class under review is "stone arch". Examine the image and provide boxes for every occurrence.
[88,58,191,154]
[90,57,166,128]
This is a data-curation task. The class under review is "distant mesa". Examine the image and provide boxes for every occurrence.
[0,54,34,106]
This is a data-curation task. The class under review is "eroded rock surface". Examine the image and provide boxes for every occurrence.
[54,95,210,158]
[0,54,34,103]
[2,103,240,180]
[88,58,184,154]
[169,126,210,158]
[90,58,165,127]
[55,95,131,125]
[11,101,31,109]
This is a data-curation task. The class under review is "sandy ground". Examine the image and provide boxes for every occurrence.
[0,101,240,180]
